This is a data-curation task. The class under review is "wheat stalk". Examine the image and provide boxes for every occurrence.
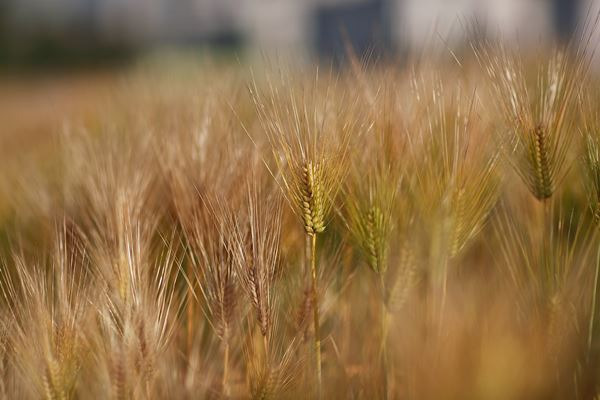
[250,70,365,397]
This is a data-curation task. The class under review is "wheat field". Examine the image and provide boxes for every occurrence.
[2,34,600,399]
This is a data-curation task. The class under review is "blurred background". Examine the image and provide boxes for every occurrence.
[0,0,598,181]
[0,0,596,69]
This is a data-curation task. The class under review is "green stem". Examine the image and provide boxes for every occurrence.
[379,274,389,400]
[309,233,322,399]
[542,199,549,294]
[430,220,448,334]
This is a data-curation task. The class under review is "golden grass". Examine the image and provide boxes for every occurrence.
[2,44,600,399]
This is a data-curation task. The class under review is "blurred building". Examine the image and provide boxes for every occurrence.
[0,0,595,65]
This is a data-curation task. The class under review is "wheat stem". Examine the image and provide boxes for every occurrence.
[223,341,230,398]
[186,261,194,354]
[587,239,600,360]
[263,334,269,366]
[309,233,322,399]
[440,258,448,330]
[541,198,550,296]
[379,274,389,400]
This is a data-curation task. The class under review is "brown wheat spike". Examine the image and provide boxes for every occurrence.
[409,76,500,260]
[184,195,239,344]
[94,236,181,399]
[0,222,89,399]
[110,344,128,400]
[386,238,419,313]
[244,322,301,400]
[577,93,600,362]
[448,150,500,258]
[295,284,313,341]
[177,190,242,397]
[73,132,183,397]
[583,133,600,220]
[62,130,160,307]
[229,180,283,338]
[473,32,593,201]
[580,95,600,221]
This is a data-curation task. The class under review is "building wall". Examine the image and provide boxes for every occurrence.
[239,0,311,59]
[391,0,554,50]
[3,0,598,56]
